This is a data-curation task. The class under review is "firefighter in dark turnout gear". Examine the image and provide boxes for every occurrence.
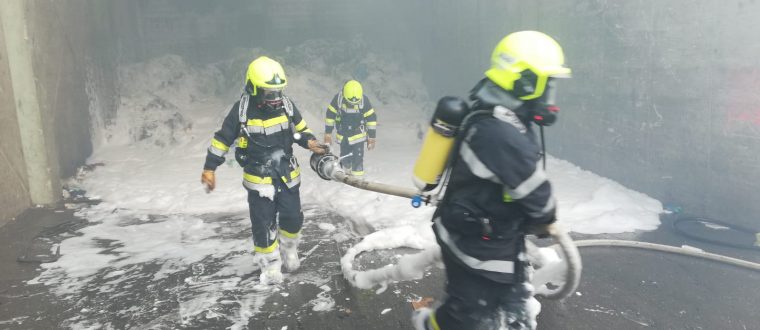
[412,31,572,330]
[323,80,377,176]
[201,56,326,285]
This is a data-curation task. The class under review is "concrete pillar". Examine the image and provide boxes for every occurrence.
[0,0,60,205]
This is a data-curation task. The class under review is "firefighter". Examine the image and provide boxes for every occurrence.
[412,31,571,329]
[323,80,377,176]
[200,56,326,285]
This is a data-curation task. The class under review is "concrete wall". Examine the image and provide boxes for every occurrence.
[0,19,31,226]
[0,0,120,225]
[113,0,267,64]
[414,0,760,228]
[546,1,760,229]
[3,0,756,229]
[25,0,120,177]
[123,0,400,64]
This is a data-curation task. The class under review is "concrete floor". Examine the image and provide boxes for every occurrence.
[1,208,759,329]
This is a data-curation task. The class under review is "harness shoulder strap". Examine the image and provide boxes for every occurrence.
[336,92,344,111]
[239,94,249,125]
[283,96,294,117]
[282,96,298,134]
[238,94,251,137]
[438,109,492,205]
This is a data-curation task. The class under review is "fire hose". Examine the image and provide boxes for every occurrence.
[310,151,583,300]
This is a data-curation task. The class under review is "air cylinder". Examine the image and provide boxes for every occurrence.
[412,97,470,191]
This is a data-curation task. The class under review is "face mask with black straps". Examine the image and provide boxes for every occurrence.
[261,88,284,111]
[527,78,560,127]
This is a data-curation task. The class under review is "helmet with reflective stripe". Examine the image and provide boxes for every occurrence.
[342,80,363,104]
[246,56,287,96]
[485,31,571,100]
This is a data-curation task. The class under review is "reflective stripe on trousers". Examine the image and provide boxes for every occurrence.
[243,168,302,191]
[433,217,514,274]
[336,132,367,145]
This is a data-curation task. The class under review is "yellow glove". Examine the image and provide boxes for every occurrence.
[324,134,332,145]
[367,138,376,150]
[201,170,216,193]
[308,139,326,154]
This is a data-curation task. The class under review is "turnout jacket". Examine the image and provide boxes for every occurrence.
[433,79,557,284]
[324,93,377,144]
[204,94,315,191]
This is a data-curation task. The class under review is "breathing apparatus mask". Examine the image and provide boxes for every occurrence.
[261,87,284,111]
[245,80,284,112]
[527,78,560,127]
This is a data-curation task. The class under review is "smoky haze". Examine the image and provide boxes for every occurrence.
[1,0,758,232]
[113,0,760,229]
[2,1,760,329]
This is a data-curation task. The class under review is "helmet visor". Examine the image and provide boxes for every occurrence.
[543,78,558,105]
[261,87,284,107]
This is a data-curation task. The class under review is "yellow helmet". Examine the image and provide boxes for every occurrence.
[246,56,287,96]
[342,80,363,104]
[485,31,571,100]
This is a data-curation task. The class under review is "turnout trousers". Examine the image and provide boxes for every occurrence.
[339,137,365,175]
[246,180,304,251]
[431,250,535,330]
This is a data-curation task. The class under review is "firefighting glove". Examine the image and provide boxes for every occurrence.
[307,139,327,154]
[201,170,215,193]
[367,138,376,150]
[324,134,332,145]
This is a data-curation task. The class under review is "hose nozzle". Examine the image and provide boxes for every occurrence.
[310,152,341,181]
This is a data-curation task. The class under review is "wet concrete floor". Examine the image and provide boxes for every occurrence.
[1,207,759,329]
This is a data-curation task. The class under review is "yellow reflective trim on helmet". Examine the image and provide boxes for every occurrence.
[211,138,230,152]
[247,115,289,128]
[363,108,375,118]
[325,118,336,125]
[279,228,300,239]
[366,121,377,127]
[295,119,308,132]
[244,173,273,184]
[254,240,279,254]
[328,105,338,114]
